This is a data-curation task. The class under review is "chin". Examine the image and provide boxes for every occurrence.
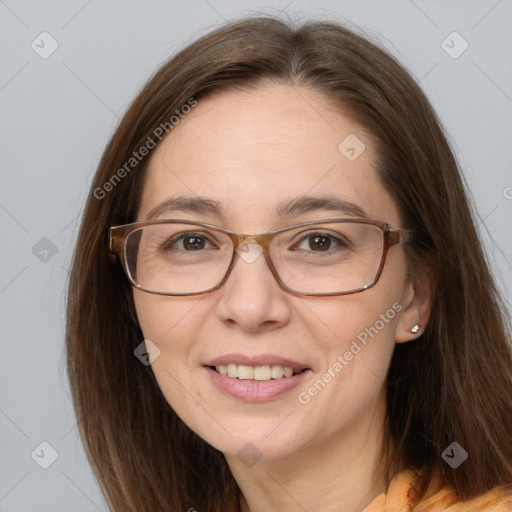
[189,414,310,462]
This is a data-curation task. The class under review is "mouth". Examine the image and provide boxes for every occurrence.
[209,363,308,381]
[203,354,311,402]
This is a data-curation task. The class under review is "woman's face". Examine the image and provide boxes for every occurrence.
[133,84,425,462]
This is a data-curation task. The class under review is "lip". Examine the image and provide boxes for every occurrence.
[203,353,310,373]
[204,366,311,403]
[203,353,311,403]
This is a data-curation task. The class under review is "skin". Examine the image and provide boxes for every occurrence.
[133,84,431,512]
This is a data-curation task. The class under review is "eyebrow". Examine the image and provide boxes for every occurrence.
[146,196,223,220]
[144,194,368,221]
[277,195,367,219]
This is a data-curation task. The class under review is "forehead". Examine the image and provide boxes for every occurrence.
[139,84,401,229]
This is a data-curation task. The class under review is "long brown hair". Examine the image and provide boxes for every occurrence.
[66,16,512,511]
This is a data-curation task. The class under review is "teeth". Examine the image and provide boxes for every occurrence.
[227,364,237,378]
[214,364,299,381]
[283,366,294,377]
[254,365,272,381]
[271,365,284,379]
[237,364,254,380]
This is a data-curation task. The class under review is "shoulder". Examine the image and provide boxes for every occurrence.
[413,475,512,512]
[363,468,512,512]
[413,486,512,511]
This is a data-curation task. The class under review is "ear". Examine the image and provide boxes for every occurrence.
[395,266,433,343]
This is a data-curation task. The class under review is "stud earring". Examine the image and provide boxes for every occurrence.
[410,324,420,334]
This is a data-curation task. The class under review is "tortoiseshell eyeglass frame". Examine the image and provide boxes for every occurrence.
[109,218,413,297]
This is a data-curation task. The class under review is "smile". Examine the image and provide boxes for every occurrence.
[212,364,303,381]
[203,354,311,402]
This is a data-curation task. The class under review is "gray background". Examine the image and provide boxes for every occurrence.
[1,1,511,510]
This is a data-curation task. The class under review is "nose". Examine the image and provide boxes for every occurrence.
[215,242,292,332]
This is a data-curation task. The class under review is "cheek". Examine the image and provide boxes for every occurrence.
[295,297,401,422]
[303,290,403,350]
[299,266,406,394]
[133,291,209,412]
[133,291,204,342]
[132,291,209,390]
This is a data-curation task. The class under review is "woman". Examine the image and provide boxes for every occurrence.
[66,16,512,512]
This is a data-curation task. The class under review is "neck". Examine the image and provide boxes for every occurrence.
[226,392,392,512]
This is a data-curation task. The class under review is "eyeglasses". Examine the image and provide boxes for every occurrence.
[109,219,412,297]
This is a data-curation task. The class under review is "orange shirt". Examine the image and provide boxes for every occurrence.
[362,468,512,512]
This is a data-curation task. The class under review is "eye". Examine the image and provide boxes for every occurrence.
[304,234,332,252]
[292,232,348,253]
[182,235,206,250]
[165,233,215,251]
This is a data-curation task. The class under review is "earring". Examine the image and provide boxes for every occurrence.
[410,324,420,334]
